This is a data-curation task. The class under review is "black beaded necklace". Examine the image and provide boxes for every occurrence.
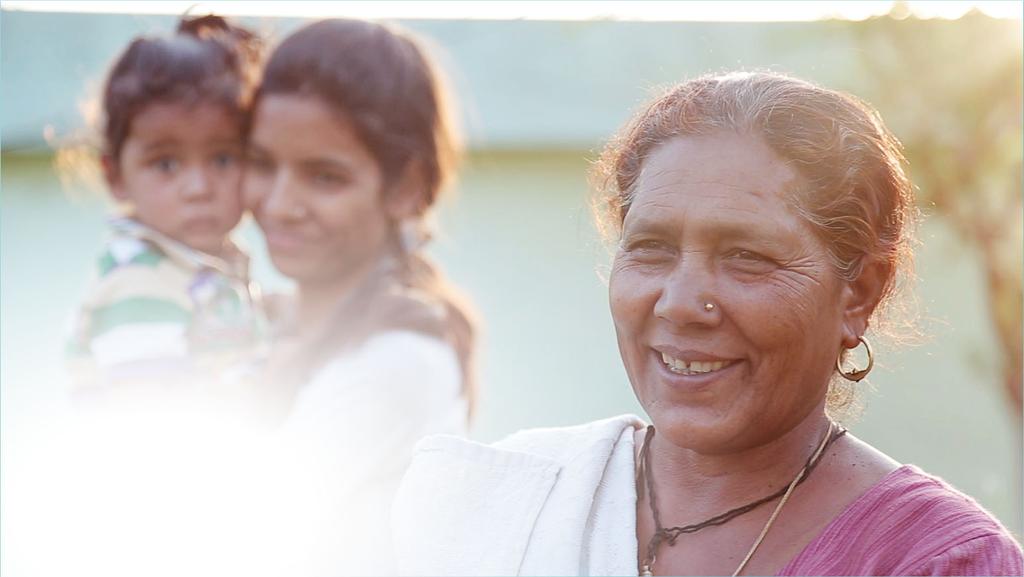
[636,424,847,575]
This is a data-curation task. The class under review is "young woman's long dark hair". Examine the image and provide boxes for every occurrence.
[257,19,477,416]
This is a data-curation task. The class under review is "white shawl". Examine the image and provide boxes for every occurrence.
[392,414,645,576]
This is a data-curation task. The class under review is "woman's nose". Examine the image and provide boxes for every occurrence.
[653,253,721,329]
[261,171,305,222]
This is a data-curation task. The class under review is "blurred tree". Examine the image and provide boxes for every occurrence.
[852,10,1023,418]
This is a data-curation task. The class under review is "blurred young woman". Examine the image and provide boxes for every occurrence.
[243,19,477,575]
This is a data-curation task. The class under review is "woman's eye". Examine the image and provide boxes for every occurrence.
[312,172,347,187]
[212,151,237,169]
[725,249,777,272]
[732,249,765,261]
[622,239,674,262]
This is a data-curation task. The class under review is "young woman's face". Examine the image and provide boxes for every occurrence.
[244,94,393,288]
[609,132,861,455]
[109,102,244,256]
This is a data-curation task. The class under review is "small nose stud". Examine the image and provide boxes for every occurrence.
[704,302,715,312]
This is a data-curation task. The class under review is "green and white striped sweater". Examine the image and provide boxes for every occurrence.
[67,218,267,392]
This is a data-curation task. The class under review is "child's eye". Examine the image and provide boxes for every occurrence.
[152,156,179,173]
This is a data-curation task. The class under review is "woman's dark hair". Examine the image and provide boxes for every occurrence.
[256,19,477,414]
[101,14,263,163]
[258,18,457,205]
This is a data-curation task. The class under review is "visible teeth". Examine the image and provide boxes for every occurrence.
[661,352,684,371]
[661,353,728,375]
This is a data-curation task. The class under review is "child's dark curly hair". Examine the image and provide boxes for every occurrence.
[101,14,263,164]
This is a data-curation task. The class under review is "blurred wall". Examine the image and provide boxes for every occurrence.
[2,11,872,151]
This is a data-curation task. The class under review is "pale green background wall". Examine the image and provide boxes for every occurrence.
[2,9,1021,539]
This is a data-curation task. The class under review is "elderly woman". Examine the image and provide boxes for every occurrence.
[391,72,1023,576]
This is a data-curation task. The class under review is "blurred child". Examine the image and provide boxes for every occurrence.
[67,15,266,405]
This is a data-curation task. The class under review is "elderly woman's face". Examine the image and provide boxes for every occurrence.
[609,132,857,453]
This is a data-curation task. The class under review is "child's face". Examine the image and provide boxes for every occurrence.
[108,102,245,256]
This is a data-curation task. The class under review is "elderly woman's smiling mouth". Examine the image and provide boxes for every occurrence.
[653,345,741,379]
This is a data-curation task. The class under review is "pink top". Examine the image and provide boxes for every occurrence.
[779,465,1023,576]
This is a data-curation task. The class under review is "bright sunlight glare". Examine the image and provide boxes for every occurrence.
[4,408,340,577]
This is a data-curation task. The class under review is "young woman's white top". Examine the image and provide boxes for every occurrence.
[273,330,467,577]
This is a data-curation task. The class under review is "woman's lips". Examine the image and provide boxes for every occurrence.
[262,229,309,252]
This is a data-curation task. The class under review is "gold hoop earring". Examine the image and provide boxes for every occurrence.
[836,336,873,382]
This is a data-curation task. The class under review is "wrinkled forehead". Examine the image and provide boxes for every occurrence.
[626,133,804,218]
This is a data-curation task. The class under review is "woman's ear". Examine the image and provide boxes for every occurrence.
[102,154,128,201]
[384,160,430,220]
[840,257,891,349]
